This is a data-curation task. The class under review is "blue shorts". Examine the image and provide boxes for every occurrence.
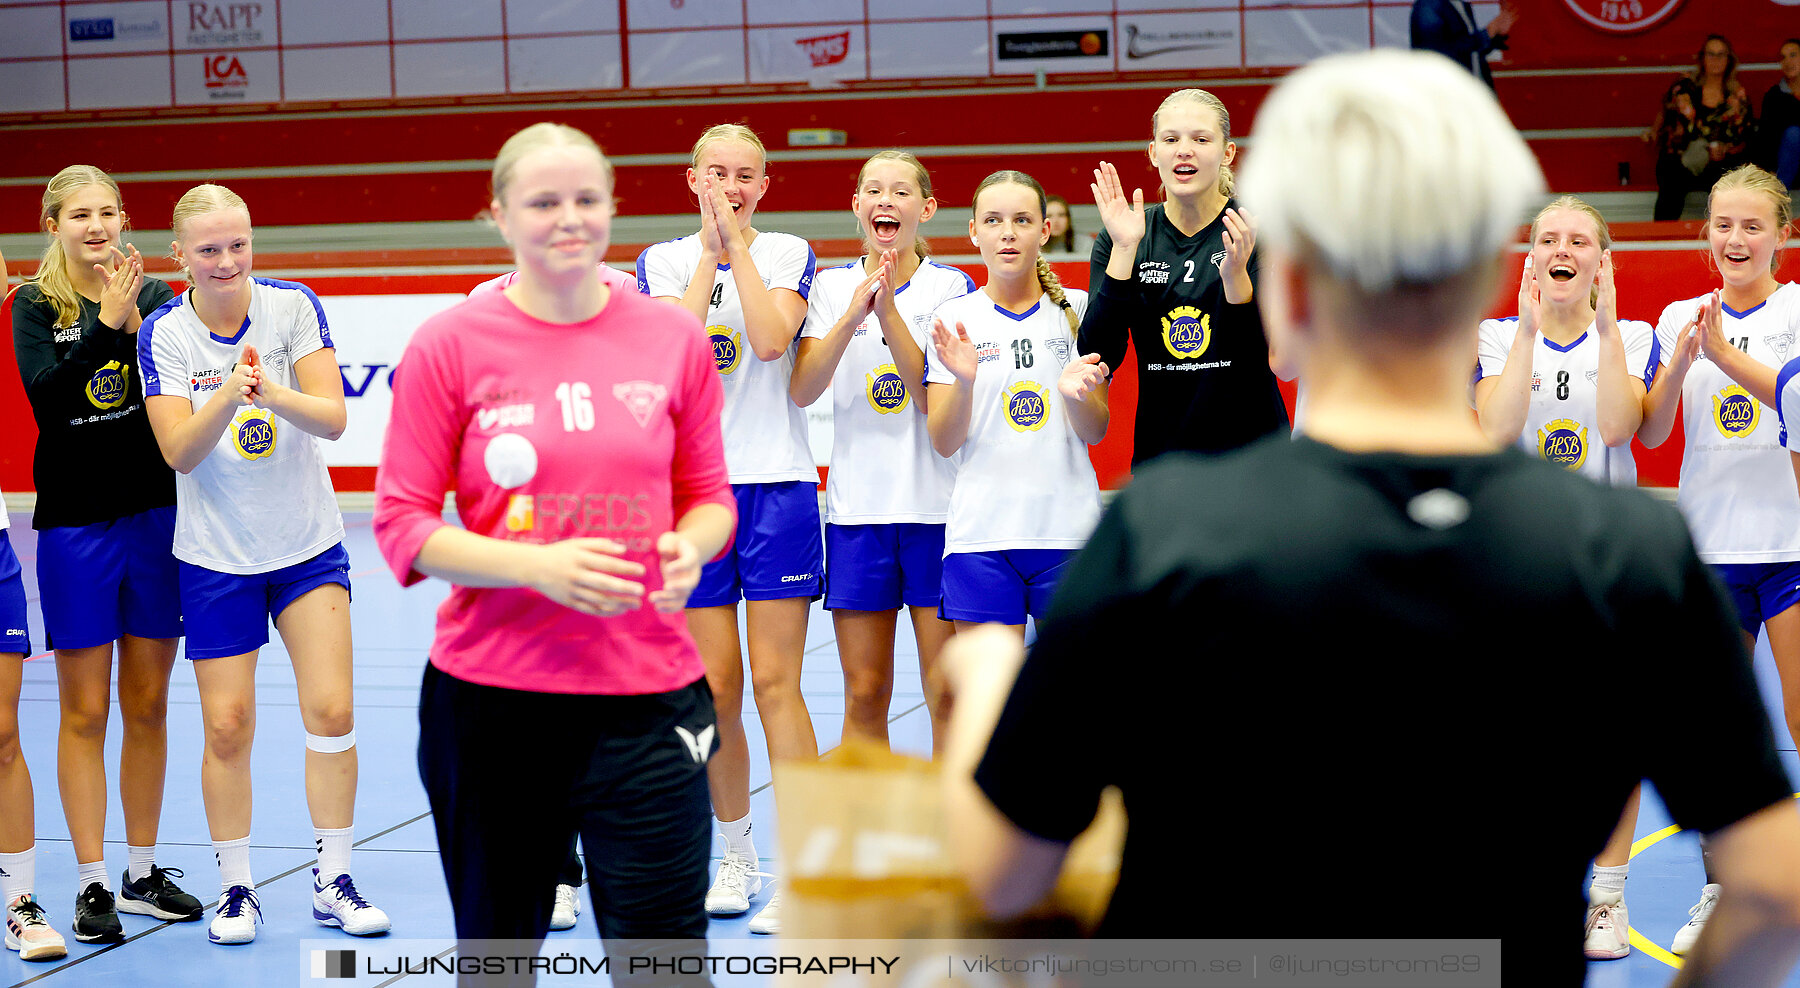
[37,506,183,651]
[939,548,1075,625]
[825,523,946,611]
[689,482,823,608]
[1712,560,1800,636]
[178,544,352,660]
[0,532,31,655]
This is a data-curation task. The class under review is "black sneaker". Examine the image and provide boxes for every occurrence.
[118,866,204,921]
[71,883,123,943]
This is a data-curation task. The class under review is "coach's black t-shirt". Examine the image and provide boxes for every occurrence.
[1078,201,1290,465]
[975,436,1792,981]
[12,279,178,528]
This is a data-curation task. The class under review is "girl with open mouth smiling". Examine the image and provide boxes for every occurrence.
[1642,164,1800,957]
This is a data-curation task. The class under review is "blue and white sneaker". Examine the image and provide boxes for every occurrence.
[312,870,390,936]
[208,885,261,945]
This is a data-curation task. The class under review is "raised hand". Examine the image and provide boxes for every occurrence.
[529,537,648,617]
[648,532,701,614]
[931,318,978,384]
[1221,207,1256,303]
[223,357,260,406]
[95,244,144,330]
[1594,250,1617,333]
[1693,290,1730,362]
[708,180,747,256]
[872,248,902,319]
[1058,352,1109,402]
[697,178,724,256]
[849,253,890,325]
[1517,255,1544,340]
[1090,161,1146,249]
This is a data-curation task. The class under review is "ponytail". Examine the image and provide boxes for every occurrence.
[1035,256,1078,335]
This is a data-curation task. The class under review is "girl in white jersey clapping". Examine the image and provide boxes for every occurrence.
[927,170,1107,640]
[1640,164,1800,956]
[635,124,819,936]
[139,185,387,945]
[791,151,972,754]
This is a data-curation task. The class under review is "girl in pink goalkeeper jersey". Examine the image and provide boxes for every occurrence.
[372,123,736,950]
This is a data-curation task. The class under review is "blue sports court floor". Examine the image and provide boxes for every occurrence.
[2,511,1797,987]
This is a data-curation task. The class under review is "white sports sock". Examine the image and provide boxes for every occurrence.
[76,859,109,893]
[1590,863,1628,899]
[0,846,34,904]
[213,836,253,894]
[717,813,757,861]
[315,826,353,885]
[127,845,156,883]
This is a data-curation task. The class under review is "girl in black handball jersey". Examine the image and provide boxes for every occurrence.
[9,166,203,947]
[1080,89,1290,465]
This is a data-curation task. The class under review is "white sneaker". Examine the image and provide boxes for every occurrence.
[312,870,391,936]
[1670,883,1719,955]
[1583,898,1630,960]
[208,885,261,945]
[705,850,762,916]
[549,884,580,931]
[5,895,68,961]
[747,886,781,935]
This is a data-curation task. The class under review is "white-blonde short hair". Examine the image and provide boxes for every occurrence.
[1239,49,1544,295]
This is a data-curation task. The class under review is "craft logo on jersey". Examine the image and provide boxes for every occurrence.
[710,327,743,375]
[613,380,669,429]
[55,326,81,343]
[1561,0,1686,34]
[232,407,276,460]
[975,341,1002,365]
[86,361,129,410]
[1161,306,1210,360]
[1003,381,1048,432]
[1138,260,1171,286]
[1537,418,1589,470]
[192,368,225,393]
[796,31,850,68]
[1713,385,1760,438]
[865,364,909,414]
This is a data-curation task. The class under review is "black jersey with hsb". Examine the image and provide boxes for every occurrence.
[12,278,179,529]
[1078,201,1290,465]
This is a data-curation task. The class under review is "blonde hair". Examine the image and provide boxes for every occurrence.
[1529,195,1613,306]
[32,165,124,329]
[170,184,251,276]
[492,122,611,204]
[972,170,1078,334]
[691,124,767,172]
[856,150,934,260]
[1153,88,1235,198]
[1239,50,1543,299]
[1708,164,1793,274]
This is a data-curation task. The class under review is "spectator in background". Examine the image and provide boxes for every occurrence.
[1755,38,1800,189]
[1410,0,1514,90]
[1043,194,1089,257]
[1650,34,1755,221]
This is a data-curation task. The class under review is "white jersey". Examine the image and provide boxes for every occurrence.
[1476,316,1657,486]
[925,289,1101,553]
[1656,283,1800,563]
[804,258,973,524]
[636,231,817,484]
[139,279,345,574]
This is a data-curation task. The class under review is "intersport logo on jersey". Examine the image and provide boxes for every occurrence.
[1560,0,1685,33]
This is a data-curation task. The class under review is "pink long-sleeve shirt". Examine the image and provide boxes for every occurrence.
[373,286,734,695]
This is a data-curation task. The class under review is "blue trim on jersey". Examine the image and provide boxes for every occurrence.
[1643,330,1663,390]
[795,244,817,301]
[208,311,252,346]
[1723,299,1768,319]
[136,294,187,395]
[924,260,976,295]
[1542,332,1588,353]
[1776,355,1800,447]
[1471,364,1483,385]
[994,301,1041,322]
[257,278,333,348]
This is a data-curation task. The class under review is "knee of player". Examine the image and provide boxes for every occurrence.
[204,705,257,755]
[60,696,112,739]
[303,702,355,741]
